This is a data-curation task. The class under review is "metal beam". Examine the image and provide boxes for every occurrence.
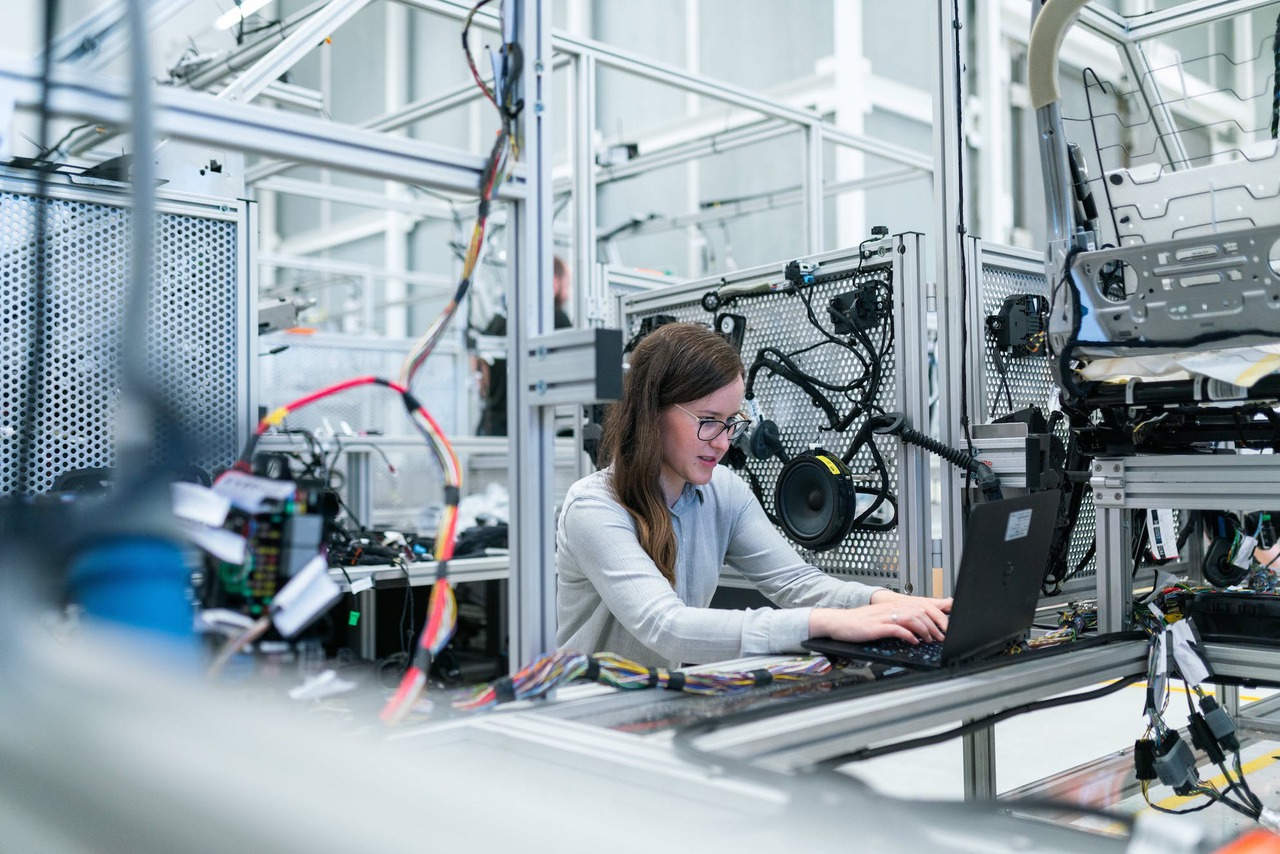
[687,642,1149,771]
[0,53,525,197]
[258,252,452,291]
[49,0,190,68]
[598,167,924,243]
[398,0,933,173]
[1121,0,1274,41]
[180,0,336,91]
[217,0,375,104]
[247,54,572,186]
[254,176,456,219]
[258,81,326,112]
[508,0,557,667]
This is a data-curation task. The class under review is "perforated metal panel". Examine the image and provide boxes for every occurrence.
[969,241,1097,587]
[1,170,248,493]
[619,237,933,591]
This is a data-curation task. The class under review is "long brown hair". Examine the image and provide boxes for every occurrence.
[599,322,744,584]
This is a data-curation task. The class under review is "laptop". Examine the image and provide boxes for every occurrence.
[803,491,1059,670]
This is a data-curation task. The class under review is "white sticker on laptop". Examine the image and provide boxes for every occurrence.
[1005,509,1032,541]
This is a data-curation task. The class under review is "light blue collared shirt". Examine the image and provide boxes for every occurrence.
[556,465,881,667]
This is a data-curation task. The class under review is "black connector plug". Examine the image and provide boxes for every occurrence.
[784,259,818,287]
[1187,712,1226,765]
[1134,738,1158,781]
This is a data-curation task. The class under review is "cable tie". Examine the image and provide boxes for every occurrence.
[442,485,461,506]
[750,669,774,686]
[1125,378,1140,407]
[646,668,660,688]
[493,676,516,705]
[582,658,600,682]
[434,561,449,582]
[664,671,686,692]
[401,390,424,412]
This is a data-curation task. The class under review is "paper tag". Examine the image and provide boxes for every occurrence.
[1146,631,1169,715]
[350,576,375,594]
[1232,534,1258,569]
[288,669,358,701]
[271,555,341,638]
[1145,509,1179,561]
[213,470,296,513]
[172,482,231,527]
[182,520,247,564]
[1168,618,1212,687]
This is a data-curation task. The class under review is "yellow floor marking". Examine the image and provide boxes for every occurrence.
[1152,751,1279,810]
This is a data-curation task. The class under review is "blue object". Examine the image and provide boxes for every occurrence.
[67,537,195,639]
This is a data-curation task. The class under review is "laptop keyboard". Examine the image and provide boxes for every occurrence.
[857,638,944,664]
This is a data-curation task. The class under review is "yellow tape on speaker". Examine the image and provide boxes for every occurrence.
[817,454,841,475]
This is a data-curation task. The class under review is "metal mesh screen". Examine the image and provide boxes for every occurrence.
[1,180,244,493]
[621,247,910,585]
[975,245,1097,584]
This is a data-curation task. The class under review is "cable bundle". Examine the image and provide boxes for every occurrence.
[209,375,461,721]
[381,0,522,724]
[400,0,520,391]
[1136,620,1274,826]
[452,650,592,712]
[1026,602,1097,649]
[591,653,832,696]
[448,652,833,714]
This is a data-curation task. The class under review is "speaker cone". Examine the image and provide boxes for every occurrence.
[775,449,856,551]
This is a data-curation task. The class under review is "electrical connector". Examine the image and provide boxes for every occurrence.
[784,259,818,287]
[1134,738,1158,781]
[1187,712,1226,765]
[1153,731,1199,795]
[1199,696,1241,752]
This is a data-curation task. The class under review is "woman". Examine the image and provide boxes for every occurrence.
[556,322,951,667]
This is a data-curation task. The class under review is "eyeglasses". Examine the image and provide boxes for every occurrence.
[672,403,752,442]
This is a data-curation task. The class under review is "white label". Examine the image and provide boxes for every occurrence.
[214,470,296,513]
[349,576,375,594]
[1169,619,1212,687]
[1004,508,1032,541]
[182,520,247,564]
[1233,534,1258,569]
[172,481,231,527]
[271,555,341,639]
[1145,508,1179,561]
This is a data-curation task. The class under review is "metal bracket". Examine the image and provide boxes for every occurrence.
[523,327,623,406]
[1091,458,1126,506]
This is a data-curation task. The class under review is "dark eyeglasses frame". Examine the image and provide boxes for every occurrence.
[672,402,752,442]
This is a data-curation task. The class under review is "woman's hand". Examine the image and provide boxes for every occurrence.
[809,591,952,644]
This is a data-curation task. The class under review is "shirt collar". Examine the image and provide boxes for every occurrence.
[670,481,704,512]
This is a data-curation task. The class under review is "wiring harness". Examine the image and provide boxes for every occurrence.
[450,651,833,714]
[1134,608,1277,829]
[215,376,462,708]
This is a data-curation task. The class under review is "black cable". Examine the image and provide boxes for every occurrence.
[812,673,1144,768]
[990,345,1015,415]
[1272,11,1280,139]
[1081,68,1122,243]
[951,0,974,519]
[743,271,892,434]
[400,562,415,661]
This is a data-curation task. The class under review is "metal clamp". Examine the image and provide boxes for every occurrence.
[1091,458,1126,506]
